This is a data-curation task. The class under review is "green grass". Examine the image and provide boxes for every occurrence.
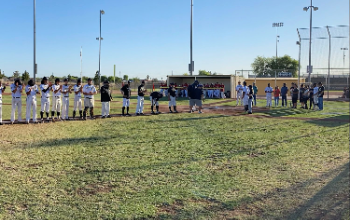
[0,113,348,219]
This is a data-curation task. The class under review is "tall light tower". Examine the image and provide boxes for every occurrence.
[189,0,194,75]
[341,47,349,87]
[303,0,319,85]
[272,22,283,86]
[33,0,37,82]
[96,10,105,89]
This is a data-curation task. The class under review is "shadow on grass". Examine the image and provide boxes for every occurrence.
[148,162,349,220]
[307,114,350,127]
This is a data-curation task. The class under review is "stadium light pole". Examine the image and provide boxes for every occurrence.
[272,22,283,87]
[341,48,349,87]
[96,10,105,90]
[297,28,301,100]
[33,0,36,82]
[303,0,318,85]
[189,0,193,76]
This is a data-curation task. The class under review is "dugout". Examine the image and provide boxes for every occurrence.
[244,78,306,96]
[167,75,244,98]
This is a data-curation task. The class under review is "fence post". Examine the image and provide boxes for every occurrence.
[326,26,331,99]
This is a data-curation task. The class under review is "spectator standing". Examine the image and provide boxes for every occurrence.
[248,85,253,114]
[292,84,299,108]
[289,83,295,107]
[308,85,314,110]
[280,83,288,107]
[252,83,258,106]
[264,83,273,107]
[318,82,325,110]
[273,86,280,107]
[299,84,306,109]
[313,83,319,110]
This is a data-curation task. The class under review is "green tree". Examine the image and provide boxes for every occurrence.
[67,74,72,82]
[49,74,55,82]
[251,55,299,77]
[13,71,20,78]
[198,70,210,76]
[107,76,115,83]
[101,75,108,82]
[131,77,140,84]
[93,72,99,85]
[183,73,189,76]
[22,70,30,82]
[82,76,90,83]
[115,77,122,83]
[123,75,128,81]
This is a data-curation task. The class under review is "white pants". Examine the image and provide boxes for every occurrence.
[73,96,82,111]
[102,102,110,116]
[84,98,94,108]
[61,97,69,119]
[0,98,2,123]
[26,97,37,122]
[169,96,176,106]
[41,97,50,112]
[11,98,22,122]
[135,96,145,113]
[237,92,243,105]
[52,96,61,112]
[123,98,130,107]
[266,94,272,107]
[221,91,225,99]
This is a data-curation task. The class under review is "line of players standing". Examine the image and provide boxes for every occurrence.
[0,77,103,125]
[159,82,225,99]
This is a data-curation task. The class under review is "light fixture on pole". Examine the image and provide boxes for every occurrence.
[189,0,194,76]
[96,9,105,90]
[33,0,37,82]
[341,47,349,87]
[272,22,283,87]
[303,0,318,85]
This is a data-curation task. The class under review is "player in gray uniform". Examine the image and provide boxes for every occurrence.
[51,78,62,121]
[40,77,52,122]
[61,78,72,120]
[10,79,23,124]
[73,78,83,119]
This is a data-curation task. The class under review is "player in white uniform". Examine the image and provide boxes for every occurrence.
[61,78,72,120]
[0,81,6,125]
[39,77,52,122]
[135,81,147,115]
[51,78,62,121]
[236,81,243,106]
[73,79,83,119]
[25,79,40,124]
[10,79,23,124]
[264,83,273,107]
[82,78,97,120]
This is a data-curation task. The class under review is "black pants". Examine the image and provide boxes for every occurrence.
[309,97,313,109]
[281,95,287,106]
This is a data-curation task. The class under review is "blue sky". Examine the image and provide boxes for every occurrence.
[0,0,349,79]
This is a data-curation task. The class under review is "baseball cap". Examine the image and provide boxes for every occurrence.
[87,78,92,81]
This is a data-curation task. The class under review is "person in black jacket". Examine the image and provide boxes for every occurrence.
[101,81,113,118]
[150,91,163,114]
[168,83,178,113]
[120,81,131,116]
[188,80,199,112]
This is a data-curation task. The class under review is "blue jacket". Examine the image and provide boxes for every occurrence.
[193,87,203,100]
[281,86,288,96]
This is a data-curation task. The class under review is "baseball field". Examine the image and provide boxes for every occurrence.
[0,94,349,219]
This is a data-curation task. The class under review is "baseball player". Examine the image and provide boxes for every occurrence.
[10,79,23,124]
[0,81,6,125]
[61,78,72,120]
[168,83,178,113]
[135,80,147,115]
[82,78,97,120]
[150,91,163,114]
[25,79,40,124]
[73,78,83,119]
[51,78,62,121]
[242,81,249,112]
[236,81,243,106]
[264,83,273,107]
[39,77,52,122]
[120,80,131,116]
[101,80,113,118]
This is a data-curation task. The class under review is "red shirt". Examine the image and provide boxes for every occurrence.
[274,89,281,97]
